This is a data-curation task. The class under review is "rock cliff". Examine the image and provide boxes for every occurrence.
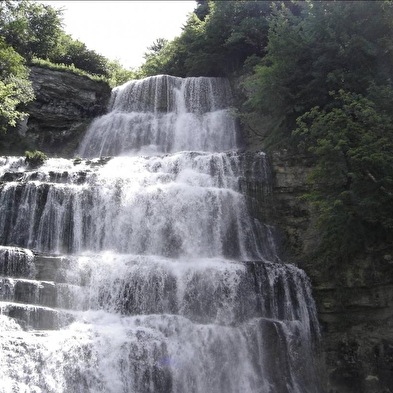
[2,66,111,157]
[247,148,393,393]
[232,71,393,392]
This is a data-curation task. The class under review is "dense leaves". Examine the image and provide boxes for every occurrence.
[49,34,110,77]
[0,37,34,132]
[140,0,284,77]
[0,0,136,79]
[296,91,393,260]
[25,149,47,168]
[0,0,63,60]
[244,1,393,142]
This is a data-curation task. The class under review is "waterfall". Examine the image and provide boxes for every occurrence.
[78,76,238,157]
[0,76,322,392]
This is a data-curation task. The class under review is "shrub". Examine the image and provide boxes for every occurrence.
[25,150,47,168]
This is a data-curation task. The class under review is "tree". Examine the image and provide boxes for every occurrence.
[106,59,138,87]
[295,90,393,261]
[244,1,393,146]
[145,38,169,57]
[139,0,283,77]
[194,0,209,21]
[49,33,110,77]
[240,1,393,260]
[0,0,63,60]
[0,37,34,133]
[243,2,310,145]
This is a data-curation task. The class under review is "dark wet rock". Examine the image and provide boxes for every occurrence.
[244,148,393,393]
[10,66,111,157]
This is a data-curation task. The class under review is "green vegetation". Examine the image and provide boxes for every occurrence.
[244,1,393,261]
[0,0,63,61]
[0,0,138,137]
[30,57,107,82]
[140,1,282,77]
[25,149,47,168]
[73,155,82,165]
[243,1,393,146]
[0,37,34,132]
[296,91,393,261]
[0,0,137,82]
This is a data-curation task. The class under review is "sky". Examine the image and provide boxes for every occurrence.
[39,1,197,69]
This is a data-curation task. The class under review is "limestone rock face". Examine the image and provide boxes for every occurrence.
[259,149,393,393]
[231,78,393,391]
[20,66,111,157]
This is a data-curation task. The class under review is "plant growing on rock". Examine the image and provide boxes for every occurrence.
[25,150,47,168]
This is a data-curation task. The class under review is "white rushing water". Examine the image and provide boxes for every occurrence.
[0,76,321,392]
[78,76,238,157]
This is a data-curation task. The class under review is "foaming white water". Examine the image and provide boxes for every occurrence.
[0,153,269,259]
[0,246,35,278]
[0,75,322,392]
[78,75,238,157]
[0,156,26,176]
[0,253,319,393]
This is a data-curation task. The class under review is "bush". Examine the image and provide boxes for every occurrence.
[25,150,47,168]
[30,58,107,82]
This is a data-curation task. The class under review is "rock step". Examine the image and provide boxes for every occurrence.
[0,301,75,330]
[0,246,74,282]
[0,246,35,279]
[0,277,56,307]
[34,253,72,282]
[0,170,91,184]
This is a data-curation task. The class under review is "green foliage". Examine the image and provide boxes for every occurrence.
[25,149,47,168]
[0,37,34,132]
[140,0,283,77]
[244,0,393,144]
[106,59,139,87]
[0,0,135,83]
[0,0,63,60]
[140,37,181,77]
[49,33,110,77]
[238,1,393,261]
[295,90,393,261]
[73,155,82,166]
[30,57,107,82]
[243,2,309,144]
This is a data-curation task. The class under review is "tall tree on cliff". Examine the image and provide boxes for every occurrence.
[140,0,287,77]
[245,1,393,144]
[0,0,114,77]
[0,0,63,60]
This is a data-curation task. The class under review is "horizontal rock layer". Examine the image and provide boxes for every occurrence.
[3,66,111,157]
[248,149,393,393]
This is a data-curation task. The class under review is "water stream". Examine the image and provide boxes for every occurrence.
[0,75,321,392]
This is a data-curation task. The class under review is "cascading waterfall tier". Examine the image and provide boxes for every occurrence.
[0,75,322,392]
[78,75,238,157]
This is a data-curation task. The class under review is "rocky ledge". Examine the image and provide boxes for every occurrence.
[14,66,111,157]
